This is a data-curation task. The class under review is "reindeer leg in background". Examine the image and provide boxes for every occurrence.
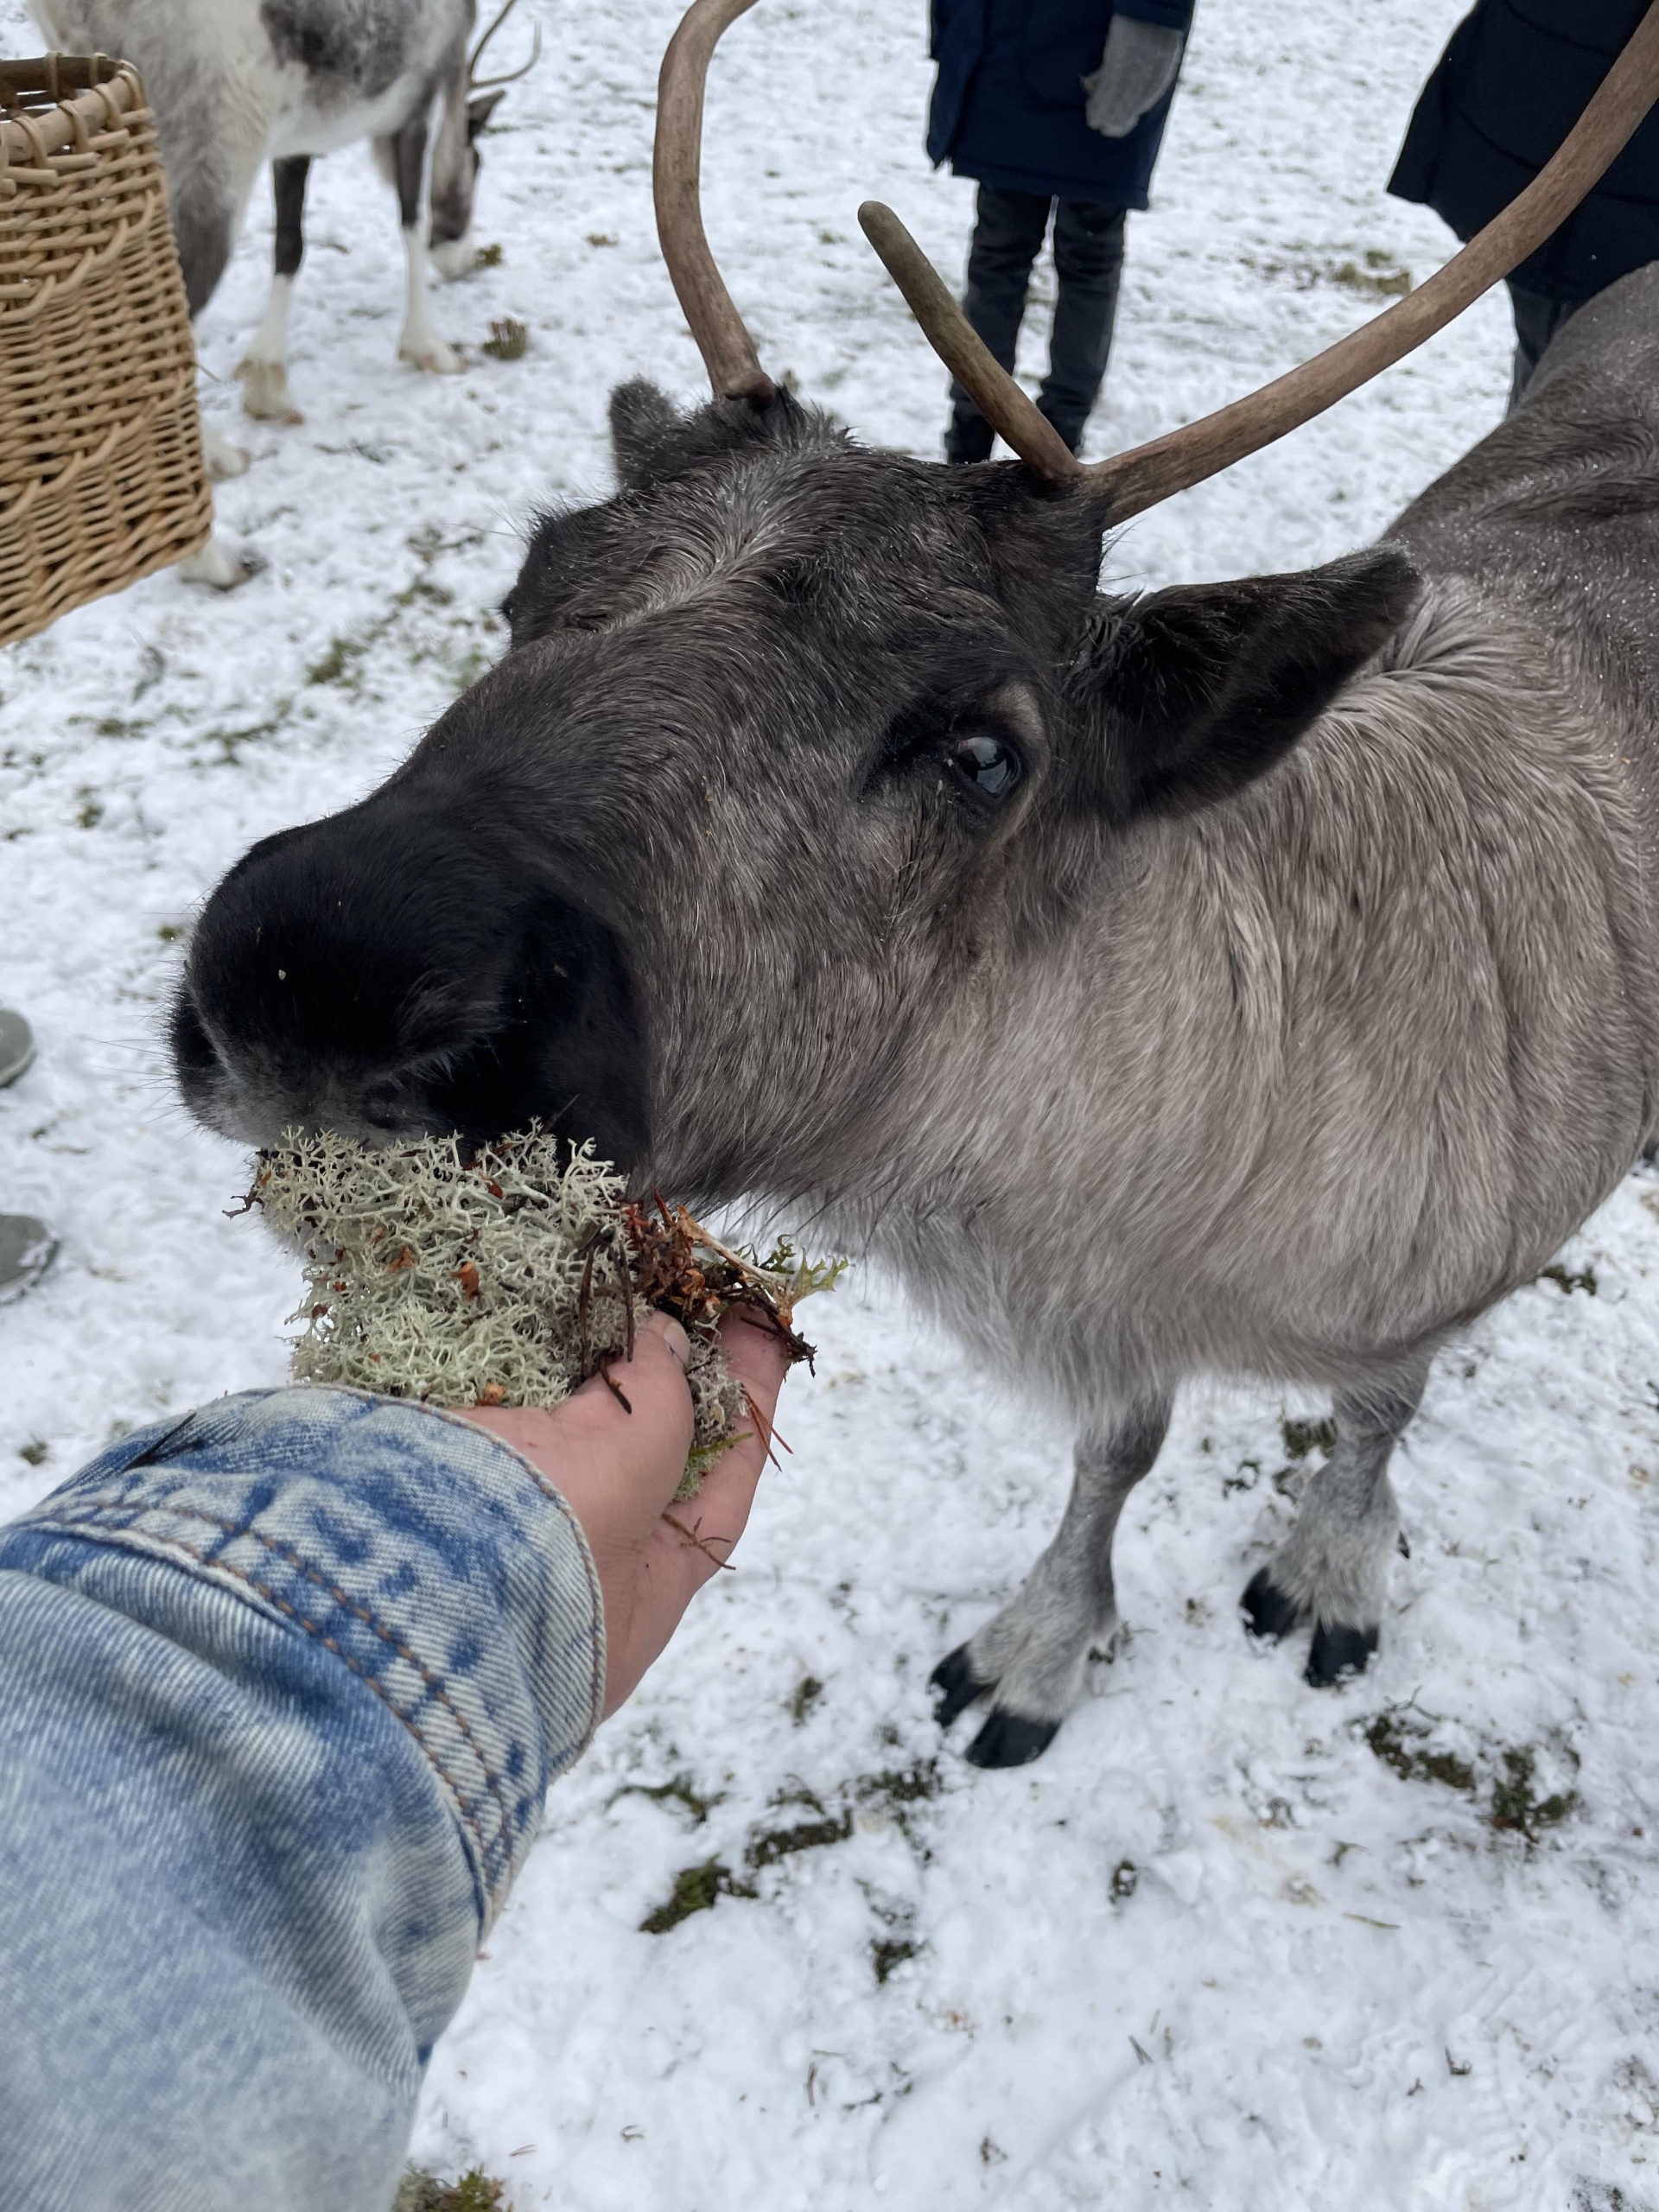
[933,1398,1171,1768]
[167,156,257,586]
[385,113,460,373]
[1243,1350,1432,1685]
[236,157,309,424]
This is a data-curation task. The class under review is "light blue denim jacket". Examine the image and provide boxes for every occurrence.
[0,1387,606,2212]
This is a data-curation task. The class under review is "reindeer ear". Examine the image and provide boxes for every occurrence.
[608,378,824,491]
[609,379,688,487]
[1074,547,1419,819]
[467,88,506,137]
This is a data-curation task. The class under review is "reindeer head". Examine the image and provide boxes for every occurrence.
[173,0,1659,1195]
[429,0,541,279]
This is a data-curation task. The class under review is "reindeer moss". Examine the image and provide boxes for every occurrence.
[247,1127,838,1497]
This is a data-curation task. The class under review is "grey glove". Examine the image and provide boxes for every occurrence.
[1082,15,1185,138]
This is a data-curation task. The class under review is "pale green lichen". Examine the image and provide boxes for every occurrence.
[246,1126,838,1496]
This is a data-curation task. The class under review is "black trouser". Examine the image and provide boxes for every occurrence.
[1507,281,1578,412]
[947,185,1128,462]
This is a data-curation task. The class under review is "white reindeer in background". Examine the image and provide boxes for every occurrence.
[29,0,537,582]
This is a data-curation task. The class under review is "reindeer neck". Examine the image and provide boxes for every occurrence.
[835,583,1658,1395]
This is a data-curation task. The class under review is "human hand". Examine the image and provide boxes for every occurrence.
[457,1308,791,1716]
[1082,15,1185,138]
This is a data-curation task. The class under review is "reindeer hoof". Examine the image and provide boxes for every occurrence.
[428,235,478,282]
[1241,1567,1300,1641]
[200,421,251,481]
[235,357,304,425]
[398,336,461,375]
[1306,1621,1378,1688]
[964,1710,1061,1769]
[176,537,259,591]
[930,1643,992,1729]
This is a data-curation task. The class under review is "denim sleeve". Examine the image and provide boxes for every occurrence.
[0,1387,605,2212]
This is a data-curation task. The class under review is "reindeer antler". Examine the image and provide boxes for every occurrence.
[861,0,1659,511]
[857,203,1080,481]
[655,0,777,405]
[469,0,541,92]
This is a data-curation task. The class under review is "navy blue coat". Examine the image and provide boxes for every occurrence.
[928,0,1195,209]
[1389,0,1659,306]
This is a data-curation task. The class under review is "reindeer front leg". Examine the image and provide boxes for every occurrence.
[933,1398,1170,1767]
[385,117,461,374]
[236,157,309,423]
[1243,1351,1430,1684]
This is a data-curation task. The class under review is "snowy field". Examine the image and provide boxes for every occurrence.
[4,0,1659,2204]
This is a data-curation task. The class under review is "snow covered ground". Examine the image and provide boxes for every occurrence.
[4,0,1659,2202]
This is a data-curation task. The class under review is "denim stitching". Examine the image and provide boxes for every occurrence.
[106,1388,607,1737]
[29,1502,524,1890]
[412,1402,607,1732]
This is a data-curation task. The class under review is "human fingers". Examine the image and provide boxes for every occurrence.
[650,1304,794,1615]
[457,1313,695,1548]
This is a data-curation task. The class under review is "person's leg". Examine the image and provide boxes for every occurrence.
[1043,199,1128,454]
[946,186,1053,462]
[1507,283,1578,411]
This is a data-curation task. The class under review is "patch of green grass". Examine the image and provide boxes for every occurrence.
[74,789,103,829]
[613,1770,721,1824]
[1245,248,1411,301]
[307,630,377,688]
[392,2167,506,2211]
[1364,1710,1478,1793]
[482,316,529,360]
[202,704,292,765]
[444,642,492,691]
[872,1936,919,1984]
[474,241,504,268]
[1491,1747,1580,1840]
[1537,1261,1598,1296]
[1330,255,1412,299]
[1281,1414,1338,1459]
[788,1675,823,1725]
[392,574,455,611]
[639,1758,938,1932]
[746,1810,852,1869]
[857,1761,938,1808]
[1365,1712,1580,1840]
[18,1440,48,1466]
[639,1857,752,1934]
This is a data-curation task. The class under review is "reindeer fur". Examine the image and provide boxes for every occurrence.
[32,1,492,416]
[175,266,1659,1764]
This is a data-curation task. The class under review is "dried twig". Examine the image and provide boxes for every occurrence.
[662,1510,737,1570]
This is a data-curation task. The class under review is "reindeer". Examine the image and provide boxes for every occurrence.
[30,0,535,577]
[172,0,1659,1765]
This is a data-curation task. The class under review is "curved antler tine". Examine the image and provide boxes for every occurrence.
[1089,0,1659,519]
[467,0,521,81]
[857,202,1080,480]
[655,0,777,404]
[471,19,541,91]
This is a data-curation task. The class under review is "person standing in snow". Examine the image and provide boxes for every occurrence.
[926,0,1195,463]
[1389,0,1659,408]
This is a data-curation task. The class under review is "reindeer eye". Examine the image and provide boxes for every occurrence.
[950,731,1021,801]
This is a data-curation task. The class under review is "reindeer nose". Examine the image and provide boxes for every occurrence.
[172,798,652,1171]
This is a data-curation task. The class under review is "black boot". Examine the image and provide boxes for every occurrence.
[944,407,995,464]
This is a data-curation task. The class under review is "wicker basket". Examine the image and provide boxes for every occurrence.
[1,54,211,647]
